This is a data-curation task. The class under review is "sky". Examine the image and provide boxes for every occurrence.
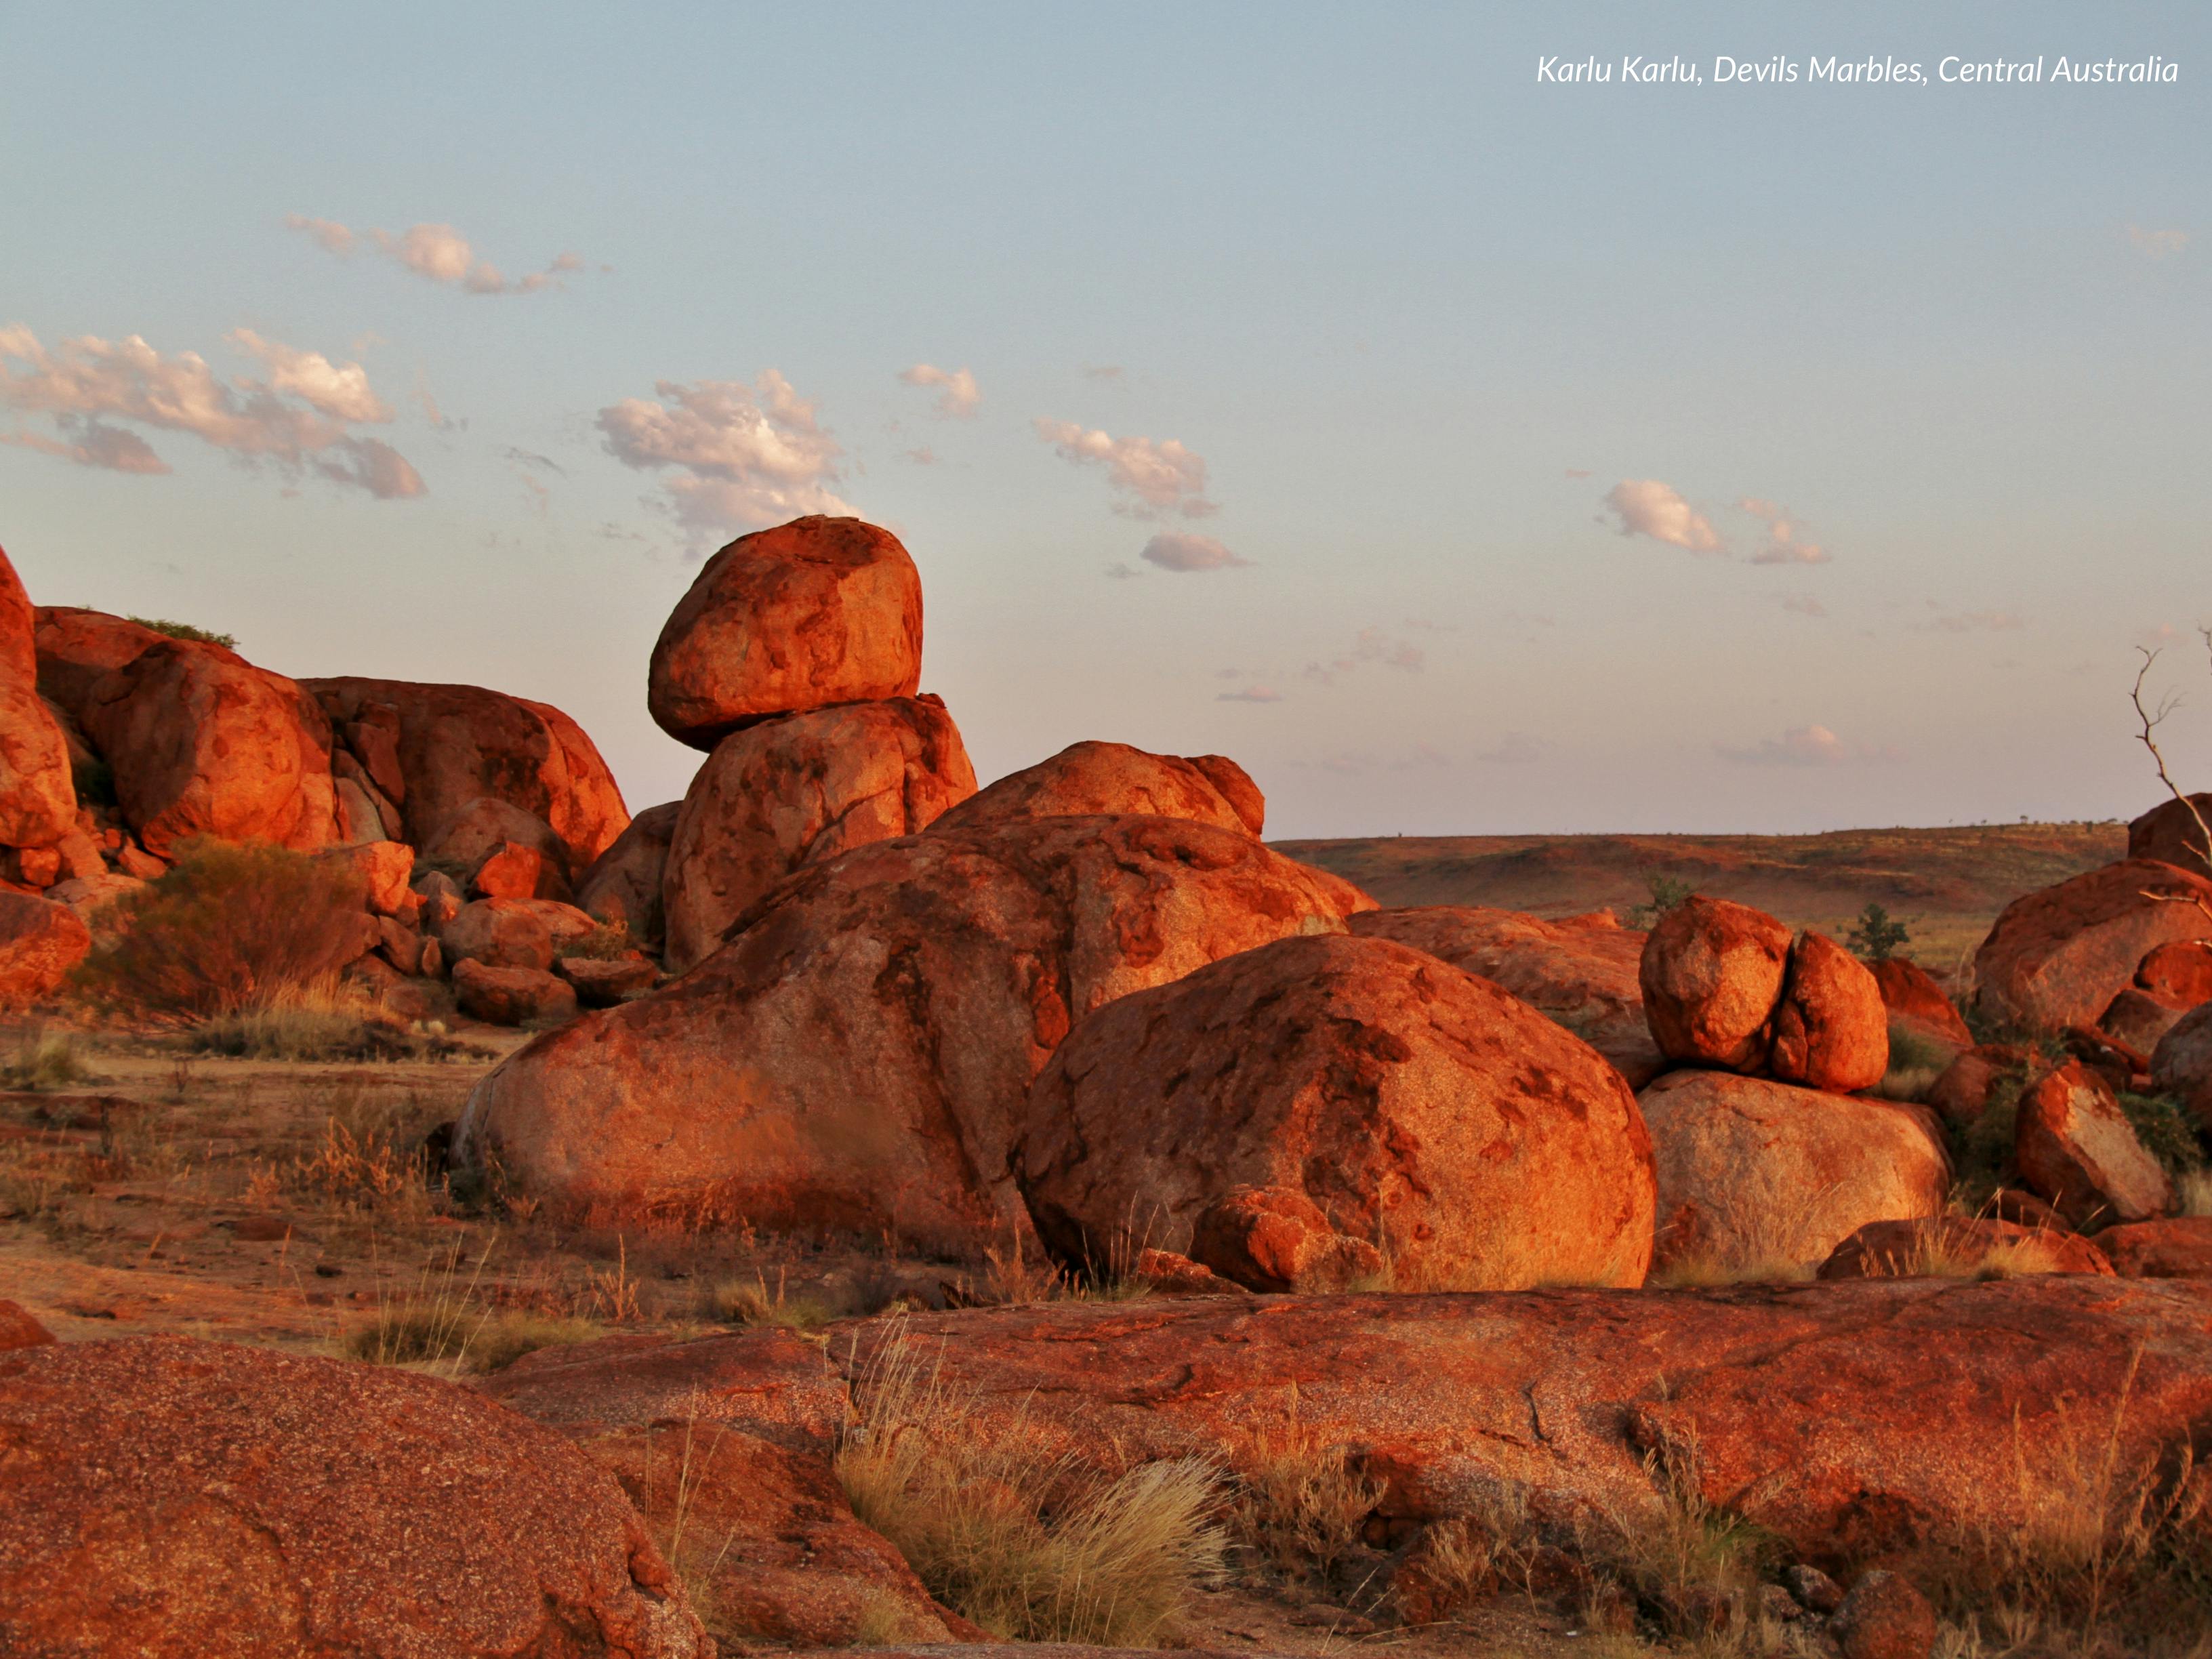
[2,2,2205,838]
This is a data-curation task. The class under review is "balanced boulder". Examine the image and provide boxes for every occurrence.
[1768,930,1889,1092]
[662,695,975,972]
[1351,904,1663,1086]
[648,516,923,750]
[2013,1060,2173,1229]
[455,815,1369,1254]
[0,890,91,1007]
[1017,933,1656,1291]
[0,550,75,857]
[930,739,1261,837]
[1974,859,2212,1033]
[1639,1070,1950,1276]
[0,1335,706,1658]
[1639,895,1792,1071]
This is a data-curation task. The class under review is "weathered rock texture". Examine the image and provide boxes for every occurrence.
[575,802,680,945]
[1350,904,1662,1086]
[1187,1187,1380,1294]
[1974,859,2212,1033]
[649,516,923,750]
[0,1300,54,1350]
[30,607,165,721]
[1639,896,1793,1071]
[0,890,92,1007]
[0,1335,706,1658]
[1018,933,1656,1290]
[306,676,630,878]
[1639,1070,1950,1275]
[0,551,75,854]
[1767,930,1889,1092]
[455,960,580,1027]
[2152,1002,2212,1127]
[1868,958,1974,1050]
[439,897,600,975]
[932,740,1262,838]
[456,815,1370,1253]
[663,695,975,972]
[2095,1216,2212,1279]
[2013,1060,2174,1229]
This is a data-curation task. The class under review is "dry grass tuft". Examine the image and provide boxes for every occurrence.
[0,1026,93,1092]
[1585,1435,1780,1647]
[1229,1387,1386,1583]
[837,1326,1224,1643]
[340,1237,600,1373]
[701,1266,836,1330]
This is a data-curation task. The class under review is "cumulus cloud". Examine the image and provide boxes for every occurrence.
[2128,224,2190,260]
[1141,532,1249,572]
[596,370,853,539]
[1217,684,1284,703]
[1603,479,1722,552]
[0,323,424,497]
[897,363,980,418]
[1035,418,1217,518]
[1717,724,1887,766]
[1737,497,1830,565]
[286,214,586,296]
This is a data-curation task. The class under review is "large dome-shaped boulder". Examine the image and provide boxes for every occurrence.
[0,1335,706,1658]
[662,695,975,972]
[0,552,75,855]
[930,740,1261,838]
[1639,895,1793,1071]
[1639,1069,1950,1276]
[0,890,91,1007]
[648,516,923,750]
[1351,904,1662,1086]
[1017,932,1656,1290]
[1768,930,1889,1092]
[306,677,630,879]
[79,638,340,855]
[576,802,680,946]
[455,815,1369,1254]
[2127,794,2212,875]
[1974,859,2212,1033]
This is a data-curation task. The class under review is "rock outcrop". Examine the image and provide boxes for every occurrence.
[575,802,680,946]
[649,516,924,750]
[1639,896,1793,1071]
[1638,1070,1950,1275]
[0,890,92,1007]
[2094,1216,2212,1279]
[2013,1060,2174,1229]
[663,695,975,972]
[456,815,1370,1253]
[1974,859,2212,1033]
[0,1335,706,1657]
[931,740,1262,838]
[0,550,75,857]
[1017,933,1656,1290]
[1351,905,1663,1086]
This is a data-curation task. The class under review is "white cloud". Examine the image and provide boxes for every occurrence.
[597,370,853,539]
[1737,496,1830,565]
[286,214,585,296]
[1035,417,1217,518]
[1141,532,1250,572]
[1717,724,1888,766]
[2128,224,2189,260]
[1217,684,1284,703]
[897,363,981,418]
[1603,479,1722,552]
[0,323,423,497]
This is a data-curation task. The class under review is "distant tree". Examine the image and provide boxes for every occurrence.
[1847,902,1910,962]
[1626,873,1694,930]
[127,615,237,650]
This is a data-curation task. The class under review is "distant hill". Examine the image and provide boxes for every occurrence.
[1272,823,2127,971]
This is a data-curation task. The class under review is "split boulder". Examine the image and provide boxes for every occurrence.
[1639,896,1793,1071]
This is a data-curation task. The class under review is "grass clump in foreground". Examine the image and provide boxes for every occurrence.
[837,1327,1224,1644]
[340,1240,600,1374]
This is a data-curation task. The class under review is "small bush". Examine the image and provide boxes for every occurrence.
[701,1269,837,1330]
[1849,901,1912,962]
[0,1027,91,1092]
[127,615,237,649]
[190,980,419,1061]
[2118,1092,2208,1183]
[468,1311,600,1373]
[73,841,365,1018]
[1626,874,1694,930]
[1230,1390,1385,1582]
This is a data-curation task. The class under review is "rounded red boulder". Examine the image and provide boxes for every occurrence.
[931,739,1262,838]
[1769,930,1889,1092]
[1639,895,1792,1071]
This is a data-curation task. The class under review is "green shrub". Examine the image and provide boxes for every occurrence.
[72,840,363,1018]
[2118,1092,2208,1181]
[1627,874,1694,930]
[1848,901,1912,962]
[126,615,237,650]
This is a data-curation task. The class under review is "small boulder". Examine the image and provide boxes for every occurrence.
[1126,1248,1245,1297]
[662,695,975,972]
[2136,939,2212,1008]
[441,898,600,974]
[558,956,659,1007]
[575,802,679,947]
[1816,1216,2113,1280]
[1018,933,1657,1291]
[1974,859,2212,1033]
[1829,1569,1936,1659]
[2127,793,2212,874]
[1769,931,1889,1092]
[0,1298,54,1349]
[421,795,569,878]
[2092,1216,2212,1278]
[1925,1044,2032,1125]
[0,890,91,1007]
[472,838,571,903]
[648,515,924,750]
[2101,986,2187,1058]
[930,739,1259,838]
[1187,1186,1386,1294]
[1639,1070,1950,1276]
[453,959,579,1027]
[2013,1061,2173,1229]
[43,872,142,925]
[322,839,415,916]
[1639,895,1793,1071]
[1869,957,1974,1048]
[2151,1002,2212,1128]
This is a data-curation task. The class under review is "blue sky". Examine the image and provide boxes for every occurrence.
[3,2,2205,836]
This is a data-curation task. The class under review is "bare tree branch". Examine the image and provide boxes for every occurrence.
[2131,647,2212,874]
